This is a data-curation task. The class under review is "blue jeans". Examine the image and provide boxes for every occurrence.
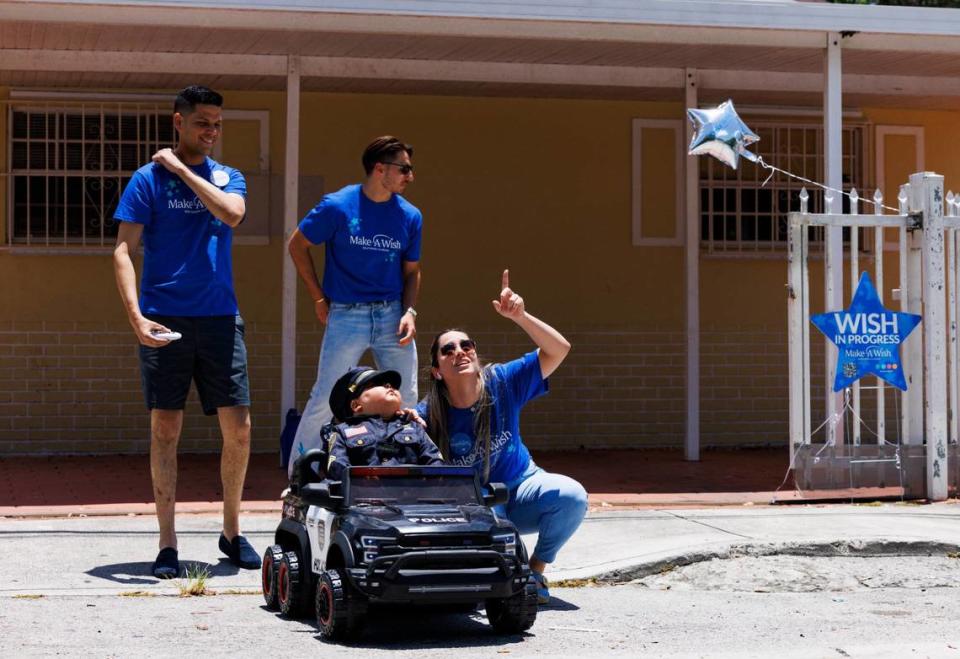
[501,462,588,564]
[288,300,417,476]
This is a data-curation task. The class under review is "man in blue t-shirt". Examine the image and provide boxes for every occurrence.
[286,136,422,477]
[112,86,260,579]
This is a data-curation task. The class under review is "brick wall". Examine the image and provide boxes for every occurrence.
[0,321,148,454]
[1,319,874,456]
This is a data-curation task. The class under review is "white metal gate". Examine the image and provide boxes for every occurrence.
[787,171,958,501]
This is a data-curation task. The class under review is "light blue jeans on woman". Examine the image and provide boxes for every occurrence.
[499,461,588,564]
[288,300,417,477]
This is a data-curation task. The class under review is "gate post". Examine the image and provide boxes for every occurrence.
[903,184,924,445]
[787,215,808,465]
[913,172,948,500]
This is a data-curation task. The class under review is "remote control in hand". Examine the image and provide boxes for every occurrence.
[151,330,182,341]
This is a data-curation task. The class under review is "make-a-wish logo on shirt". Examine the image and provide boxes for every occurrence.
[348,233,402,252]
[448,430,513,467]
[168,197,206,213]
[348,217,362,235]
[164,179,205,213]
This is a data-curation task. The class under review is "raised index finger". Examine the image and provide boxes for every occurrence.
[501,269,510,291]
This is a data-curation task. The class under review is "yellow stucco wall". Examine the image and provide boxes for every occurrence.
[0,91,687,332]
[2,86,959,453]
[290,93,686,330]
[0,87,7,255]
[3,90,957,334]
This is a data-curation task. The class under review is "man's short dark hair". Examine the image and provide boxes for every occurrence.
[362,136,414,176]
[174,86,224,116]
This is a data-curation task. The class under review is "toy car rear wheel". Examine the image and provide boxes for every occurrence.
[277,550,312,618]
[261,544,284,610]
[315,569,366,641]
[485,579,538,634]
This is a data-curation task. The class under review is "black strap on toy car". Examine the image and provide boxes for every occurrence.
[290,423,335,490]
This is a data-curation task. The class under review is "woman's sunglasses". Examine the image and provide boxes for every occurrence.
[439,339,477,357]
[380,161,414,175]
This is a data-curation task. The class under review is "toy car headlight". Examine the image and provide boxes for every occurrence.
[358,535,392,563]
[492,532,518,556]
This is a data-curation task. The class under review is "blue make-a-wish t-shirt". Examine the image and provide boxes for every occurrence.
[298,184,422,303]
[417,350,548,485]
[114,158,246,316]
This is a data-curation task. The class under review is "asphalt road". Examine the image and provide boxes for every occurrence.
[5,508,960,657]
[5,576,960,658]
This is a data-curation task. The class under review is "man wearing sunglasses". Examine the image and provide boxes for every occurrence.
[286,136,422,477]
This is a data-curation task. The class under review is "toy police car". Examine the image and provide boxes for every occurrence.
[261,449,538,640]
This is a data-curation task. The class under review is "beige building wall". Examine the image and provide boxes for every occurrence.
[1,86,957,455]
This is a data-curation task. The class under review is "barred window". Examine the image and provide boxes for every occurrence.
[8,103,174,247]
[700,121,869,255]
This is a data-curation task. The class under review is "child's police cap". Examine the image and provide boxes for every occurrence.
[329,366,402,421]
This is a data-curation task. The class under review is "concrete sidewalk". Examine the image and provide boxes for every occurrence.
[5,446,958,601]
[0,447,810,518]
[4,503,960,598]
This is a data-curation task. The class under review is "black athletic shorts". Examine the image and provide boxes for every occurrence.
[139,314,251,415]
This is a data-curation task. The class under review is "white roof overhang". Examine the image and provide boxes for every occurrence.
[2,0,959,107]
[8,0,960,37]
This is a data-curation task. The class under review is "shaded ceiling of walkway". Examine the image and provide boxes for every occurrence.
[2,14,959,108]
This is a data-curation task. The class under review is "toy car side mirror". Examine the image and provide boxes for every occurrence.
[300,481,344,509]
[483,482,509,508]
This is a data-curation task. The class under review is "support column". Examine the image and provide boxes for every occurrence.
[684,68,700,462]
[280,55,301,427]
[823,32,844,445]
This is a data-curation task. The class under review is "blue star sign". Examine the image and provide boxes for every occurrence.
[811,272,921,392]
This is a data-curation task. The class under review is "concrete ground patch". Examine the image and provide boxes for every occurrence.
[594,539,960,583]
[634,551,960,593]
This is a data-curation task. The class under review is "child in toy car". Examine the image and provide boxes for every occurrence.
[324,366,443,480]
[264,366,537,641]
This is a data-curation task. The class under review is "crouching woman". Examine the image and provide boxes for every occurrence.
[417,270,588,604]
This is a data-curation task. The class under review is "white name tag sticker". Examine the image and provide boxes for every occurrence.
[211,169,230,187]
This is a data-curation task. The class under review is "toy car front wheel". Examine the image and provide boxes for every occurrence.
[277,550,312,618]
[315,569,366,641]
[261,544,284,610]
[485,579,538,634]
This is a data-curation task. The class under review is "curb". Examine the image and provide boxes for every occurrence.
[594,539,960,583]
[0,501,282,520]
[2,497,772,519]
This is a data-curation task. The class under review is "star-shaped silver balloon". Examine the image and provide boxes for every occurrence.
[687,99,760,170]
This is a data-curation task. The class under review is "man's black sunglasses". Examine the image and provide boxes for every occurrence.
[380,161,414,175]
[439,339,477,357]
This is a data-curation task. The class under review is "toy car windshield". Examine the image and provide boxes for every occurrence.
[347,466,481,506]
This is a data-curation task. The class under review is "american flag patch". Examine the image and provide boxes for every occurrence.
[343,426,367,438]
